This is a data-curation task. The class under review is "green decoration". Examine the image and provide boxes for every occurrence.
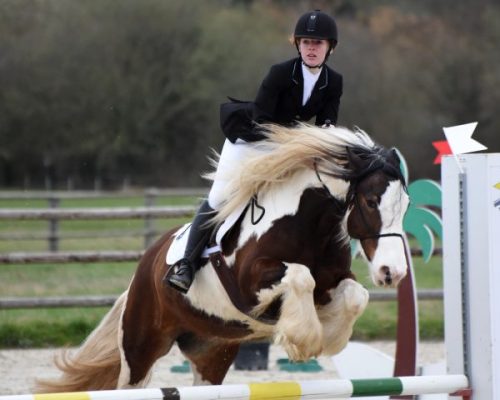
[277,358,323,372]
[408,179,442,208]
[170,360,191,373]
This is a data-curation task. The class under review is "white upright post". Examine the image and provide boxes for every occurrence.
[442,154,500,399]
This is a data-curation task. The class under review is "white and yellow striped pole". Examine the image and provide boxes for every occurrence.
[0,375,469,400]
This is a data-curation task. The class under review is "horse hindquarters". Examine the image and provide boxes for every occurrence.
[35,292,127,393]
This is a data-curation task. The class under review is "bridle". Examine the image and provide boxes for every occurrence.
[314,161,411,267]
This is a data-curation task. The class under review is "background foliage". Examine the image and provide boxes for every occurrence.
[1,0,498,189]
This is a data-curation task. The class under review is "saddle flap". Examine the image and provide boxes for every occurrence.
[165,223,220,265]
[166,203,248,266]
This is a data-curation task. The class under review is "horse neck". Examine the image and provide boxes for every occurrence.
[223,168,351,258]
[254,168,328,227]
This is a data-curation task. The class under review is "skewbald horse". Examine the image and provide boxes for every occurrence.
[37,123,410,392]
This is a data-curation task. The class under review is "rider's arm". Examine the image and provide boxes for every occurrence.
[253,64,284,124]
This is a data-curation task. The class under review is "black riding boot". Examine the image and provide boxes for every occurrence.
[164,200,214,293]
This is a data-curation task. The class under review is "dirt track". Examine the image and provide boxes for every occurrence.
[0,342,445,396]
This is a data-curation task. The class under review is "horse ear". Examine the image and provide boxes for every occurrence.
[390,148,401,167]
[346,146,364,172]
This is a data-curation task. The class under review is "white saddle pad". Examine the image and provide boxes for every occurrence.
[165,202,248,265]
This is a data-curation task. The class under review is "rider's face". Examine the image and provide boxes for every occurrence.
[298,38,330,67]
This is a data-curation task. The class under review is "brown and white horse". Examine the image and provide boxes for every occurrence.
[37,123,410,392]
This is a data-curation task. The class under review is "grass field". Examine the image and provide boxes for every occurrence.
[0,193,444,348]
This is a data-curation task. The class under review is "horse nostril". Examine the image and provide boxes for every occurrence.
[380,266,392,285]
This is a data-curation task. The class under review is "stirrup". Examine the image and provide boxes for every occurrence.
[165,259,193,293]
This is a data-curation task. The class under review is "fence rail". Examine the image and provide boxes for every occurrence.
[0,191,443,311]
[0,290,444,310]
[0,188,208,200]
[0,248,438,265]
[0,205,196,251]
[0,206,196,220]
[0,250,144,264]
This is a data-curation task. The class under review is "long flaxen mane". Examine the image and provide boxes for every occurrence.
[208,123,376,224]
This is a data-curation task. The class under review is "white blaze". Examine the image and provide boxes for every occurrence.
[369,180,410,286]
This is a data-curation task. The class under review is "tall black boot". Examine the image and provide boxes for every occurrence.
[164,200,214,293]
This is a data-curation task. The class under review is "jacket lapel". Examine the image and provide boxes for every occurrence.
[290,59,304,107]
[303,67,328,111]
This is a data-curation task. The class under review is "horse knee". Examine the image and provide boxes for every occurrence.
[317,279,368,355]
[337,278,369,317]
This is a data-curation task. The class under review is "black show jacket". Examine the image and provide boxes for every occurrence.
[220,58,343,143]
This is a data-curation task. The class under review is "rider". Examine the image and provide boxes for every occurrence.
[165,10,343,293]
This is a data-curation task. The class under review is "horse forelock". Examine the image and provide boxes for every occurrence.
[209,123,377,224]
[345,143,407,193]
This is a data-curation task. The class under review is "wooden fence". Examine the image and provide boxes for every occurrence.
[0,190,443,310]
[0,188,207,250]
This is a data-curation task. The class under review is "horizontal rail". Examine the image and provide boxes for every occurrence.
[0,251,145,264]
[0,289,444,310]
[0,206,196,220]
[0,295,117,309]
[0,375,469,399]
[0,188,208,200]
[0,248,438,265]
[0,229,161,241]
[370,288,443,301]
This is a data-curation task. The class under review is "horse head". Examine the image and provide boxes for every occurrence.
[344,145,410,287]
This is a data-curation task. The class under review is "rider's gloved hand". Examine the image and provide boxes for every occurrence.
[321,119,332,128]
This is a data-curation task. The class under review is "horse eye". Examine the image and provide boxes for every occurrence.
[366,199,378,209]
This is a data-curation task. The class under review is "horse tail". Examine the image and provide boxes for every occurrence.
[35,290,128,393]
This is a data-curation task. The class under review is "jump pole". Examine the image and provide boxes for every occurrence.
[442,153,500,400]
[0,375,468,400]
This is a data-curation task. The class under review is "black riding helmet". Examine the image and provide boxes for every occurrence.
[294,10,338,67]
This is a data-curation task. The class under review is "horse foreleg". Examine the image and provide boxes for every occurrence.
[271,263,323,361]
[316,278,369,355]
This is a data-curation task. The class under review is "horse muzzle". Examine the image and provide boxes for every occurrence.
[362,232,409,288]
[373,265,406,288]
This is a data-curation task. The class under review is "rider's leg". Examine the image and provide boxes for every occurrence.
[165,139,252,293]
[165,200,214,293]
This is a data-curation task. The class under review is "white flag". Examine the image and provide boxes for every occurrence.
[443,122,487,155]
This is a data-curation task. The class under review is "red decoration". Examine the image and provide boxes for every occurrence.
[432,140,452,164]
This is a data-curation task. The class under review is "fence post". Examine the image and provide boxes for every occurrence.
[48,196,60,252]
[144,188,158,249]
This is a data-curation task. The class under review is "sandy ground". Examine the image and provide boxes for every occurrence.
[0,342,445,396]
